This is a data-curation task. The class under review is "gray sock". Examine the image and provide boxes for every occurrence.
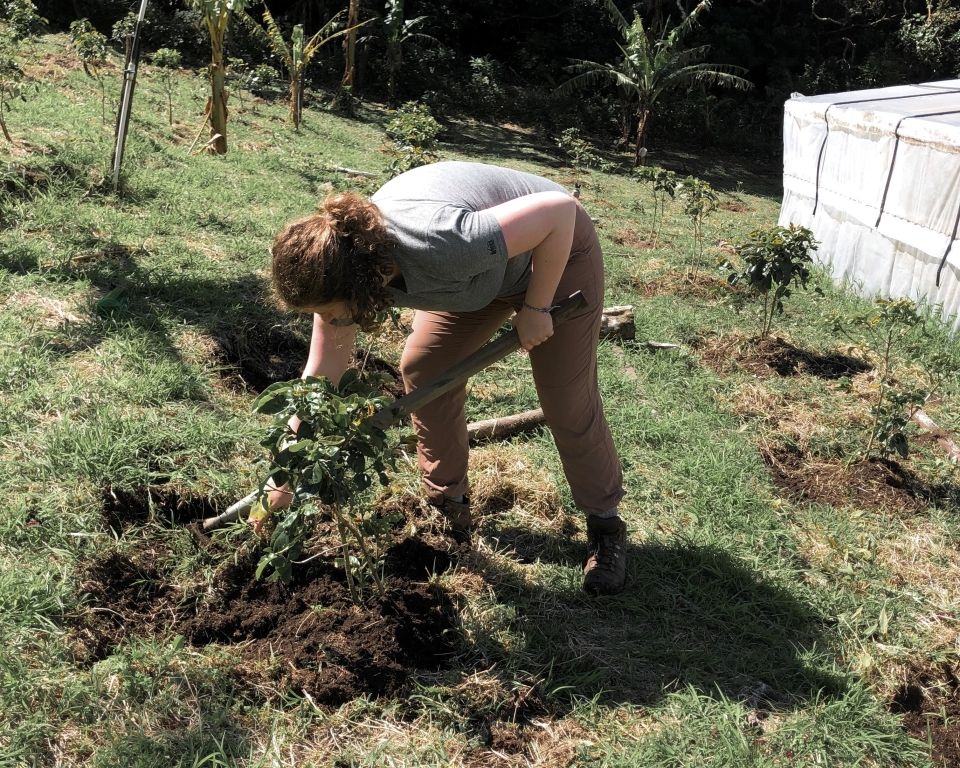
[588,507,619,519]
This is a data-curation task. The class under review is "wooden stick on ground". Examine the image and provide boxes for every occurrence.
[468,408,545,444]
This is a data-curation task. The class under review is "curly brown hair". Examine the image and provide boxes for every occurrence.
[271,192,395,329]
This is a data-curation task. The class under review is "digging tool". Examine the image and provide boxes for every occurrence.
[202,290,588,531]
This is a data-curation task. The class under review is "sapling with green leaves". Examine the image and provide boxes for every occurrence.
[675,175,718,277]
[830,297,940,460]
[634,166,677,246]
[556,127,615,177]
[69,20,108,123]
[724,224,818,339]
[151,47,181,126]
[251,371,397,598]
[0,23,30,143]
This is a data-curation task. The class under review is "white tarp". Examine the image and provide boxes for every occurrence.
[779,80,960,330]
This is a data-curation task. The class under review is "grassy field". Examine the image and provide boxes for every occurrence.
[1,35,959,767]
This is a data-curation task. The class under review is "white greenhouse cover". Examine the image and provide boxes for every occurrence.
[779,79,960,330]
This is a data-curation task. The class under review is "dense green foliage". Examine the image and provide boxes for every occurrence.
[27,0,960,151]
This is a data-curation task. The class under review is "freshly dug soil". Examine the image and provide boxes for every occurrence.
[102,485,220,530]
[215,323,310,392]
[762,445,958,513]
[697,334,871,380]
[890,663,960,767]
[74,511,457,705]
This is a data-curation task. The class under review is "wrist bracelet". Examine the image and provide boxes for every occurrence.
[522,301,553,314]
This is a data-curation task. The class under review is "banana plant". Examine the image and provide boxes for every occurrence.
[557,0,751,165]
[240,6,368,130]
[383,0,435,103]
[186,0,249,154]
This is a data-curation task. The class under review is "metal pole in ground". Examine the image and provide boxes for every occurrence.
[111,0,149,193]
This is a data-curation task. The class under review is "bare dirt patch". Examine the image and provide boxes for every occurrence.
[762,445,959,513]
[73,511,457,705]
[214,323,310,392]
[890,663,960,767]
[634,270,737,301]
[719,200,751,213]
[696,334,872,380]
[612,228,656,249]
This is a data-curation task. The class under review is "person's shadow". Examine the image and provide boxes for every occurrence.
[461,521,845,713]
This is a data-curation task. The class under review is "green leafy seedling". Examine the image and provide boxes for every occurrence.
[252,370,395,597]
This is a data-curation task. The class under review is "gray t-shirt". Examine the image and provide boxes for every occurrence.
[371,161,566,312]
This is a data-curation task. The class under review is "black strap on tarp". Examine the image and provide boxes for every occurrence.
[811,85,960,217]
[872,109,960,287]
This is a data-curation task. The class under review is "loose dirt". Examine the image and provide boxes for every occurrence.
[696,334,871,380]
[762,445,958,514]
[890,663,960,767]
[634,270,739,301]
[75,499,458,706]
[101,485,220,530]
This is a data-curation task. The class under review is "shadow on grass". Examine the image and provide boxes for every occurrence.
[6,238,313,392]
[468,525,845,713]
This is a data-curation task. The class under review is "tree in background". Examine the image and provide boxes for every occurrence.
[239,5,360,130]
[69,19,108,124]
[0,23,30,142]
[383,0,435,104]
[187,0,249,154]
[341,0,361,93]
[557,0,751,165]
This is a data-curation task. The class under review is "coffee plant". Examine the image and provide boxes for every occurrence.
[724,224,819,339]
[634,166,677,247]
[151,47,181,126]
[69,20,108,123]
[252,370,397,596]
[675,175,718,276]
[830,298,938,460]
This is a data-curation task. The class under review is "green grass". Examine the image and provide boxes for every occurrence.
[1,34,958,767]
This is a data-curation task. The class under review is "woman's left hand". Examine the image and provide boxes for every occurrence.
[515,306,554,351]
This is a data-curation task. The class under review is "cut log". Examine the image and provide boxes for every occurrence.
[468,408,545,444]
[912,408,960,463]
[600,305,635,341]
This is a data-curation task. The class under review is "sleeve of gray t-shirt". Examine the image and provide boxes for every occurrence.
[371,162,567,312]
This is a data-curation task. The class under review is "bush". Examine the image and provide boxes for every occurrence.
[384,101,441,177]
[3,0,45,39]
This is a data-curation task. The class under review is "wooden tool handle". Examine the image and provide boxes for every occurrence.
[365,290,588,430]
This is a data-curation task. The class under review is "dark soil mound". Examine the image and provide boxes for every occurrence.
[73,507,457,705]
[762,445,959,513]
[180,555,454,705]
[697,335,871,380]
[891,663,960,767]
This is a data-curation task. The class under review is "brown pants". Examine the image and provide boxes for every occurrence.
[399,203,625,516]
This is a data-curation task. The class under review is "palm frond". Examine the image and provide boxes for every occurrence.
[262,6,292,69]
[656,62,752,97]
[600,0,629,32]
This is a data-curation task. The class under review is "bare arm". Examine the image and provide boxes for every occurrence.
[487,191,577,350]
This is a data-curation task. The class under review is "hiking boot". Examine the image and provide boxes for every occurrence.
[426,491,472,544]
[583,515,627,595]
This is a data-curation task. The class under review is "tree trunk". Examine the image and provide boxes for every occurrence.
[633,106,651,166]
[209,37,228,154]
[619,99,632,146]
[341,0,360,90]
[0,97,10,143]
[289,74,301,129]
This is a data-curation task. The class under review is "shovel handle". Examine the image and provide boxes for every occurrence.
[207,290,588,530]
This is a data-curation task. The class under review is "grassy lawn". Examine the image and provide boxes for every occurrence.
[1,36,959,767]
